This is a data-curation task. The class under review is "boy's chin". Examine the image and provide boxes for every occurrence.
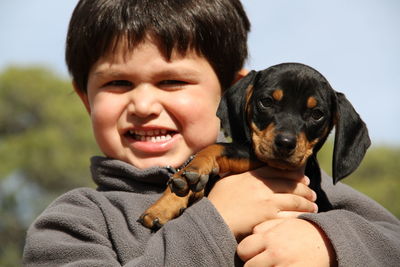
[124,154,191,170]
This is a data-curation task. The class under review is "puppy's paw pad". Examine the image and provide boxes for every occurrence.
[189,174,209,192]
[168,177,189,196]
[183,171,201,184]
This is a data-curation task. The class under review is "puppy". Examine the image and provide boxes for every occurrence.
[139,62,370,230]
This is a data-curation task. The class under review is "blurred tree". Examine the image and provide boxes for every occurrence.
[0,66,99,266]
[0,66,98,191]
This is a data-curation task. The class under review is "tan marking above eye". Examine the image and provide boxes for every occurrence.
[307,96,318,109]
[272,89,283,101]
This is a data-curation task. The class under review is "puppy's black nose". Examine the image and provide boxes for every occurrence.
[275,134,297,153]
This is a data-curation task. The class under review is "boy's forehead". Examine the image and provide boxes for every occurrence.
[89,39,210,78]
[99,34,199,63]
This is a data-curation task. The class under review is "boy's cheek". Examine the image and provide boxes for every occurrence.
[186,118,221,150]
[92,125,120,158]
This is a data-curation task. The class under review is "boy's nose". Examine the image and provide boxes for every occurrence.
[127,84,162,118]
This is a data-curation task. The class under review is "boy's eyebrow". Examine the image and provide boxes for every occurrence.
[92,68,202,80]
[92,70,126,78]
[156,68,201,79]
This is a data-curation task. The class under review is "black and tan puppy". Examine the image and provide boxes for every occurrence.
[139,62,370,230]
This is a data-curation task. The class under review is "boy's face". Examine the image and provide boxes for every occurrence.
[76,40,221,169]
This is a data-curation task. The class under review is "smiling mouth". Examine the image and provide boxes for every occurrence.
[125,129,176,143]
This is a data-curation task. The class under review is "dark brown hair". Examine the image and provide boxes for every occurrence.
[66,0,250,93]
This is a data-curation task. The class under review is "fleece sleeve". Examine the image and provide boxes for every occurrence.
[138,198,238,266]
[299,173,400,267]
[22,189,238,267]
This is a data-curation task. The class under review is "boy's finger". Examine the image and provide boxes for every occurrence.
[250,166,307,183]
[237,234,265,262]
[261,178,316,201]
[253,219,284,234]
[274,194,318,213]
[276,211,313,219]
[243,250,274,267]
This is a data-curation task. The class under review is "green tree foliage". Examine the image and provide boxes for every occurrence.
[0,66,98,266]
[318,140,400,218]
[0,66,99,191]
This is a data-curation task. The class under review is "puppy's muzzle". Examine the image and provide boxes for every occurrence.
[274,133,297,157]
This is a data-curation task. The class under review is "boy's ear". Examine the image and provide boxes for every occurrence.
[232,69,250,85]
[73,81,91,114]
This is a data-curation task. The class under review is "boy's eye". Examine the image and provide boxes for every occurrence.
[158,80,188,89]
[104,80,133,87]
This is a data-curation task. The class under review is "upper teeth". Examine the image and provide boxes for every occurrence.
[129,129,167,136]
[128,129,172,143]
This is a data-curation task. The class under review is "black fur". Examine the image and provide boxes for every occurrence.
[217,63,370,207]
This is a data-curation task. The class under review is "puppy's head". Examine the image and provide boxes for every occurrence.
[218,63,370,183]
[249,63,335,170]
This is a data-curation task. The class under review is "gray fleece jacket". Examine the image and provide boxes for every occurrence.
[23,156,400,266]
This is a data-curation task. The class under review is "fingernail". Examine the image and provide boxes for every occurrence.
[303,176,310,185]
[312,190,317,201]
[313,203,319,213]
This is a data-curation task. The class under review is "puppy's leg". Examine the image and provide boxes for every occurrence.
[170,143,262,196]
[139,143,260,230]
[139,187,204,230]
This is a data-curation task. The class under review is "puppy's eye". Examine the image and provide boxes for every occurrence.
[258,97,274,109]
[311,108,324,121]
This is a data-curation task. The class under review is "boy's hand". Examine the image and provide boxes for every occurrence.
[207,166,317,240]
[237,218,337,267]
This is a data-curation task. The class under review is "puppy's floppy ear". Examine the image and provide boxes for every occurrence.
[217,70,258,143]
[332,92,371,183]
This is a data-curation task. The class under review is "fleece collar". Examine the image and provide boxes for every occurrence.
[90,132,227,193]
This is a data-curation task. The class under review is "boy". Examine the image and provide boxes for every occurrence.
[23,0,400,266]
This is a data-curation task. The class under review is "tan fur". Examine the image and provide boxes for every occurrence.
[245,84,254,125]
[272,89,284,101]
[251,123,276,163]
[307,96,318,109]
[251,122,320,170]
[140,187,192,227]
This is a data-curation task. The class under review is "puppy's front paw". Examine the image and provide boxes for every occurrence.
[168,173,190,197]
[169,159,219,196]
[138,212,164,231]
[138,188,190,230]
[139,203,187,230]
[184,171,210,192]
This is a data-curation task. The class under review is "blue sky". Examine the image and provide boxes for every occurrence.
[1,0,399,145]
